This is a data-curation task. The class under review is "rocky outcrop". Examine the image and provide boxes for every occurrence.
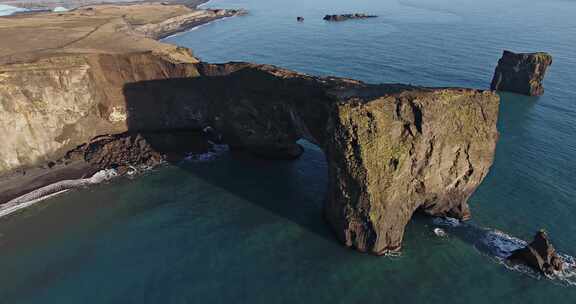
[0,52,202,174]
[508,230,564,275]
[323,14,377,22]
[0,51,499,253]
[124,60,499,254]
[490,50,553,96]
[64,131,209,174]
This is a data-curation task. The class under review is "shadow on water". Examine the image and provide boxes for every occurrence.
[495,91,540,133]
[122,76,336,243]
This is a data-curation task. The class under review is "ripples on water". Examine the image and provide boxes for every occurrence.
[1,0,576,303]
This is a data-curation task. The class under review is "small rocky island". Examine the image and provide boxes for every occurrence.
[491,50,553,96]
[508,230,564,275]
[323,13,377,22]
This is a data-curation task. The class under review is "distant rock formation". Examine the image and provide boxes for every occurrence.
[323,13,377,22]
[508,230,564,275]
[297,16,304,22]
[490,50,553,96]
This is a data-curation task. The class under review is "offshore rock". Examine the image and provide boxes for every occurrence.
[490,50,553,96]
[0,53,499,254]
[508,230,564,275]
[323,13,377,22]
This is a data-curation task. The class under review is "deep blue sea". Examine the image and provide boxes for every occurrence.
[1,0,576,303]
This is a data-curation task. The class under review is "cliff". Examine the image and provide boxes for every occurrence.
[0,4,500,254]
[0,52,499,253]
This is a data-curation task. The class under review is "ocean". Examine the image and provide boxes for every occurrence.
[1,0,575,303]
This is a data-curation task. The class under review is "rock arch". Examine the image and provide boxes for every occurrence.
[123,61,500,254]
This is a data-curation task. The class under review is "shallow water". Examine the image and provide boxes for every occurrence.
[1,0,576,303]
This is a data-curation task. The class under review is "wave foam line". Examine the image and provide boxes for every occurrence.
[0,169,117,218]
[432,216,576,286]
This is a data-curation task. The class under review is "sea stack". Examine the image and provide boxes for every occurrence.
[490,50,553,96]
[508,230,564,275]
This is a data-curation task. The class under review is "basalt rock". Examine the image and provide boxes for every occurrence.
[323,14,377,22]
[490,50,553,96]
[65,131,209,174]
[124,61,500,254]
[508,230,564,275]
[0,52,499,254]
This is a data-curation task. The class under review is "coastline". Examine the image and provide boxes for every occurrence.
[159,13,235,40]
[0,1,243,209]
[0,0,210,10]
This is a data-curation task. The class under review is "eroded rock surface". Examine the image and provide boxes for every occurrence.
[490,50,553,96]
[508,230,564,275]
[124,60,500,254]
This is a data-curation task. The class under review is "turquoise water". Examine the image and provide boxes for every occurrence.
[2,0,576,302]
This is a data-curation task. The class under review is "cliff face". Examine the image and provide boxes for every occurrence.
[491,50,553,96]
[0,52,499,253]
[0,52,200,173]
[124,60,500,254]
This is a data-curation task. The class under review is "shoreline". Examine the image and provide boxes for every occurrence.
[0,0,210,11]
[159,13,236,40]
[153,9,246,40]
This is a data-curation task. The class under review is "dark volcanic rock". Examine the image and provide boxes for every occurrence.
[65,131,209,174]
[0,51,500,254]
[490,50,553,96]
[508,230,564,275]
[123,61,500,254]
[323,13,377,22]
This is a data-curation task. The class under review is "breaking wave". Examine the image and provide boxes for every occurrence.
[431,217,576,286]
[183,143,229,162]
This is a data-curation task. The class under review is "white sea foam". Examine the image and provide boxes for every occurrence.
[53,7,69,12]
[476,227,576,286]
[431,217,461,227]
[480,229,526,258]
[184,143,229,162]
[0,169,117,218]
[433,228,448,237]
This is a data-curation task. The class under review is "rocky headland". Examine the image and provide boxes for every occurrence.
[491,50,553,96]
[0,3,499,254]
